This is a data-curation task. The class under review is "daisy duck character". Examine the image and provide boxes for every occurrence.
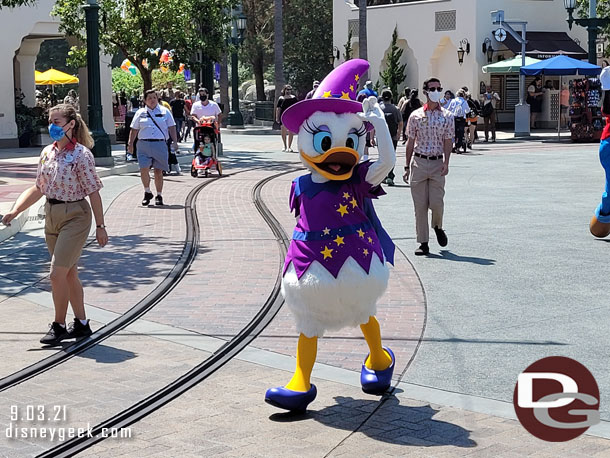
[590,66,610,238]
[265,59,397,412]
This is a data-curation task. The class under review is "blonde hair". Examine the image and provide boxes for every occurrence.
[49,103,94,149]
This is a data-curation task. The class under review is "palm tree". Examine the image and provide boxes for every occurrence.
[358,0,368,84]
[274,0,285,125]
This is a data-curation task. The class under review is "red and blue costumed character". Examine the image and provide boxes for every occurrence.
[264,60,397,412]
[591,67,610,238]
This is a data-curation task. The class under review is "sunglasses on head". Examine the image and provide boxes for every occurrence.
[427,87,443,92]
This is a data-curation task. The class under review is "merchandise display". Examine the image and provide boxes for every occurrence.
[569,78,605,142]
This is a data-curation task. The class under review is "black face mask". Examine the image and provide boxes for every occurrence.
[200,95,208,101]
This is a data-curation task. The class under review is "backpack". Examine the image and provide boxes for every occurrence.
[382,104,399,137]
[467,98,480,117]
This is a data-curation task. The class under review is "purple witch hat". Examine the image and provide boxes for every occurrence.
[282,59,371,133]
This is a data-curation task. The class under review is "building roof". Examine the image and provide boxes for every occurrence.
[503,31,587,61]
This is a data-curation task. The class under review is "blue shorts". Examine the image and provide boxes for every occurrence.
[137,140,169,171]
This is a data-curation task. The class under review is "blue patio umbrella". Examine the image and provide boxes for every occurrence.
[520,54,601,76]
[520,55,602,139]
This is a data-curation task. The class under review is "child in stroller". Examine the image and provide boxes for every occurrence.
[191,119,222,177]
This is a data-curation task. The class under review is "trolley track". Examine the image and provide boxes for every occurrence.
[38,169,296,457]
[0,174,218,393]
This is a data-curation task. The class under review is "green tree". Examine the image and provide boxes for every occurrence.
[112,68,188,94]
[379,26,406,101]
[51,0,232,91]
[36,39,75,73]
[241,0,274,101]
[344,28,353,61]
[283,0,333,98]
[576,0,610,58]
[274,0,284,108]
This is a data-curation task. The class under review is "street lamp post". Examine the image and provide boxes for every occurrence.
[227,9,247,128]
[564,0,610,65]
[84,0,112,165]
[491,10,530,137]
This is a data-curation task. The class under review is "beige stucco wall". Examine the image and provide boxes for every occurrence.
[334,0,588,98]
[1,0,114,147]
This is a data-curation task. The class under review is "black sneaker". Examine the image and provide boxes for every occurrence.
[414,243,429,256]
[434,226,448,247]
[67,318,92,339]
[155,195,164,206]
[40,322,69,346]
[142,191,154,206]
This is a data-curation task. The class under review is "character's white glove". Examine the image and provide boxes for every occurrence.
[357,96,387,131]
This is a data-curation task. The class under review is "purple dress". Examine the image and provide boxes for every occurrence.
[284,162,395,279]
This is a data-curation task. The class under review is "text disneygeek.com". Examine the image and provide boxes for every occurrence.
[5,423,132,442]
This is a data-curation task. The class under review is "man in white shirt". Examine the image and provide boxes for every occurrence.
[447,90,470,153]
[128,89,178,206]
[190,87,222,152]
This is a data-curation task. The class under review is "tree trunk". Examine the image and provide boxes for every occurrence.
[219,51,230,128]
[141,68,153,92]
[253,50,266,101]
[274,0,285,116]
[358,0,368,85]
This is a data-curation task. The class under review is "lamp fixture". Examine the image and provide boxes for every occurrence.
[564,0,577,30]
[482,37,494,64]
[457,39,470,65]
[329,46,341,66]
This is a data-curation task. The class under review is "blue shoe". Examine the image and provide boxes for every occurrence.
[265,385,317,412]
[360,347,395,395]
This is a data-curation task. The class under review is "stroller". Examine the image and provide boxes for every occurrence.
[191,117,222,178]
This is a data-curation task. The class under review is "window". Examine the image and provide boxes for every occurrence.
[435,10,456,32]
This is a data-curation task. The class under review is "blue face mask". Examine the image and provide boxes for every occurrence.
[48,123,68,141]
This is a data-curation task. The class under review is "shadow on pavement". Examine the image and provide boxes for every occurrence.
[1,232,184,295]
[77,344,137,364]
[270,395,476,448]
[425,250,496,266]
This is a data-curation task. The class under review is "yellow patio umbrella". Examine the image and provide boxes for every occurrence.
[35,68,79,85]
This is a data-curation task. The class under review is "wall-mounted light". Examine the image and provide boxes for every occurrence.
[457,39,470,65]
[329,46,341,66]
[482,37,494,64]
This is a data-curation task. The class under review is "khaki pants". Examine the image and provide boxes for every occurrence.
[45,200,92,268]
[410,156,445,243]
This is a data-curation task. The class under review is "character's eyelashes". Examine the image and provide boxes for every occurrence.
[355,125,367,137]
[304,119,320,134]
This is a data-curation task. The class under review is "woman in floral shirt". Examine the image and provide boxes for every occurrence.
[1,104,107,346]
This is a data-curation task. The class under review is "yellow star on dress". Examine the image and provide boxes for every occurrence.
[367,236,373,244]
[334,235,345,246]
[350,198,358,208]
[322,227,331,236]
[357,228,365,238]
[321,246,334,259]
[363,248,369,256]
[323,90,332,98]
[337,204,349,217]
[343,192,351,199]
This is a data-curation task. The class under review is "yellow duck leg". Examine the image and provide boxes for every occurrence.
[285,333,318,392]
[360,315,392,370]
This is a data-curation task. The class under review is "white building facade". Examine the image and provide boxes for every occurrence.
[1,0,114,147]
[333,0,589,124]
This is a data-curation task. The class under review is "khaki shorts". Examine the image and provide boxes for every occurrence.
[45,200,92,268]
